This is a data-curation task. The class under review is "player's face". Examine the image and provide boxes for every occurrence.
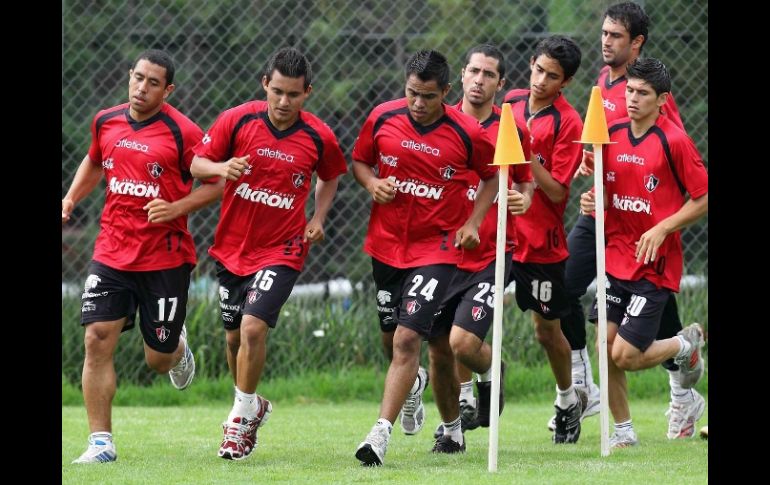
[528,54,569,103]
[461,53,504,107]
[601,17,640,68]
[405,74,450,126]
[262,70,311,130]
[128,60,174,121]
[625,78,667,122]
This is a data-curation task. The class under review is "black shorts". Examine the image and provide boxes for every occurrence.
[215,262,300,330]
[80,260,192,353]
[588,274,670,352]
[371,257,456,338]
[433,253,513,341]
[511,260,569,320]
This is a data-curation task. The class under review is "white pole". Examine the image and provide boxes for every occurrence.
[592,144,611,457]
[488,165,509,472]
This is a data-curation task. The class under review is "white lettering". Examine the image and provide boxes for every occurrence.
[400,139,441,156]
[612,194,651,214]
[234,183,294,209]
[390,177,444,200]
[257,147,295,163]
[114,138,150,153]
[616,153,645,165]
[603,98,616,112]
[109,177,160,198]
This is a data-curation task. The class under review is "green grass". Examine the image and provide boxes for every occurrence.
[62,400,708,484]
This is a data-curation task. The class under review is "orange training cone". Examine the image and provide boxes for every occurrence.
[492,103,528,165]
[579,86,611,144]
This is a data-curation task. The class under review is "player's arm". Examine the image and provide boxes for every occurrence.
[352,160,397,204]
[144,178,225,224]
[529,157,568,203]
[62,155,103,224]
[456,172,499,249]
[507,181,534,215]
[191,154,250,181]
[635,193,708,264]
[304,176,340,243]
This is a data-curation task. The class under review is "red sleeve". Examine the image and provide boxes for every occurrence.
[87,113,102,165]
[670,134,708,199]
[193,109,237,162]
[549,114,583,186]
[351,109,378,166]
[317,124,348,181]
[663,93,686,131]
[468,125,497,180]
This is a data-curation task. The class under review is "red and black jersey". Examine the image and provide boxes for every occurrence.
[87,102,205,271]
[602,116,708,291]
[503,89,583,263]
[597,65,685,129]
[353,98,497,268]
[450,101,533,272]
[194,100,347,276]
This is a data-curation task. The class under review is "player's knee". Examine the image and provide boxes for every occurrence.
[239,316,269,346]
[449,332,480,360]
[611,342,641,370]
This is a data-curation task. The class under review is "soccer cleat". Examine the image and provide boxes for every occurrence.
[547,382,600,432]
[476,361,506,428]
[218,395,272,460]
[355,424,391,466]
[610,427,639,448]
[71,434,117,464]
[675,323,705,389]
[433,397,479,438]
[665,390,706,439]
[169,325,196,390]
[431,434,466,454]
[553,387,587,444]
[400,366,428,435]
[700,425,708,439]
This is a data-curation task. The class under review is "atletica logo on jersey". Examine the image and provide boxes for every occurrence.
[147,161,163,179]
[258,147,295,163]
[612,194,651,214]
[644,174,659,192]
[471,306,487,321]
[617,153,645,165]
[603,98,616,112]
[439,165,456,181]
[234,183,294,209]
[401,139,440,156]
[379,152,398,167]
[292,173,306,189]
[109,177,160,198]
[388,176,444,200]
[115,138,149,152]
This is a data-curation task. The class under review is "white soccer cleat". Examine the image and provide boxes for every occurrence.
[169,325,196,390]
[400,366,428,435]
[72,434,117,464]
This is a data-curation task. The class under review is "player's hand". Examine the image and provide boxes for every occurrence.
[143,198,181,223]
[635,225,668,265]
[455,223,480,250]
[368,176,398,204]
[579,191,596,215]
[222,154,250,181]
[507,189,531,215]
[303,219,325,243]
[573,149,595,179]
[62,198,74,225]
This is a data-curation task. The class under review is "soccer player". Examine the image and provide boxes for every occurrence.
[432,44,534,439]
[190,47,347,461]
[502,35,587,444]
[353,49,499,466]
[557,1,705,440]
[579,58,708,448]
[62,49,223,464]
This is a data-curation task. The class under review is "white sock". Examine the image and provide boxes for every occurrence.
[668,369,694,403]
[89,431,113,444]
[477,366,492,382]
[228,386,258,421]
[555,385,577,409]
[674,335,691,360]
[614,419,633,432]
[376,418,393,433]
[571,348,595,388]
[459,381,474,403]
[442,416,464,445]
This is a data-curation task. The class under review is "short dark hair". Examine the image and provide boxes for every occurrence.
[405,50,450,89]
[604,2,650,53]
[133,49,175,85]
[264,47,312,90]
[464,43,506,79]
[532,35,582,80]
[626,58,671,95]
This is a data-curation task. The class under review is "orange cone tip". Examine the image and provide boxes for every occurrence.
[491,103,528,165]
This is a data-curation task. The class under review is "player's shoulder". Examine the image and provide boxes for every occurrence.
[298,110,339,141]
[160,103,202,132]
[503,88,529,104]
[93,103,129,123]
[369,98,409,118]
[654,116,691,145]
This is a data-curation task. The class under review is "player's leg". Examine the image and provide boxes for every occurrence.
[428,332,465,453]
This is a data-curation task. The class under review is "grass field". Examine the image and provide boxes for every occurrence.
[62,399,708,484]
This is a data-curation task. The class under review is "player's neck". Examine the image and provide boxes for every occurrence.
[529,93,556,114]
[267,111,300,131]
[461,98,494,124]
[630,113,659,138]
[129,105,162,123]
[608,65,627,83]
